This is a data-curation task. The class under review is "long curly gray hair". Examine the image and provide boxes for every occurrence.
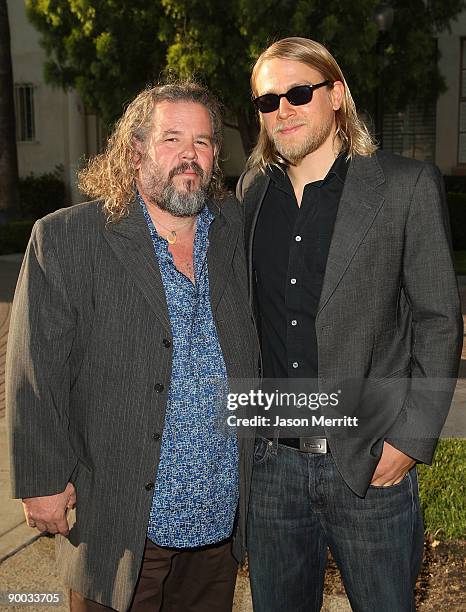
[79,80,227,222]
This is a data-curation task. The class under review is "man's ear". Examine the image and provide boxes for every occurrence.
[133,137,143,170]
[330,81,344,111]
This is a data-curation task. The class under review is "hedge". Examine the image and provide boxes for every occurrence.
[1,177,466,263]
[455,251,466,275]
[0,220,34,255]
[19,165,66,220]
[0,167,66,254]
[448,192,466,251]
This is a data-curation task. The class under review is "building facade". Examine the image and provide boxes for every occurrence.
[437,10,466,175]
[8,1,466,195]
[8,0,101,203]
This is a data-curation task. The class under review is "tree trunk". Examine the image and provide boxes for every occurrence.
[0,0,20,223]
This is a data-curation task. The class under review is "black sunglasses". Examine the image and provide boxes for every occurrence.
[253,81,332,113]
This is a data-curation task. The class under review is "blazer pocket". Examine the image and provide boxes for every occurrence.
[371,327,411,377]
[377,365,412,383]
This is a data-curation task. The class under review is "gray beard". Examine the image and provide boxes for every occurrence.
[158,182,207,217]
[140,159,210,217]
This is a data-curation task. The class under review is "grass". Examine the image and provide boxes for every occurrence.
[418,439,465,540]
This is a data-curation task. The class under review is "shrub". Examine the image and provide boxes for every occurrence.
[0,220,34,255]
[455,251,466,275]
[447,193,466,251]
[418,439,465,540]
[19,165,66,220]
[445,175,466,194]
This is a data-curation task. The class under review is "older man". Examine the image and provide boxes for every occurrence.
[237,38,462,611]
[7,81,259,611]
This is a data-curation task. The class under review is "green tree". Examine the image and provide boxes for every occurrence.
[163,0,381,152]
[0,0,20,222]
[163,0,465,152]
[26,0,169,125]
[27,0,465,155]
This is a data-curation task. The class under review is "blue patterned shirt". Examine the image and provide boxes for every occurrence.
[138,195,239,548]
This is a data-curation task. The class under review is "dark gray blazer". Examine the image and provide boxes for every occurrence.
[6,196,259,611]
[237,150,463,496]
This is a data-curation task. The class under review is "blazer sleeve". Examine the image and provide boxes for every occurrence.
[385,163,463,463]
[6,218,78,498]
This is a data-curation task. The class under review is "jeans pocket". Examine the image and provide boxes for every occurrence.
[369,470,410,490]
[253,437,274,464]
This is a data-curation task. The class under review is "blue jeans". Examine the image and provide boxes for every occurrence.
[247,438,424,612]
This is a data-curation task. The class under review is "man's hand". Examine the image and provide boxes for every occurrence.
[370,441,416,487]
[22,482,76,535]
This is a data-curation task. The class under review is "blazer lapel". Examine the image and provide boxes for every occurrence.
[317,154,386,316]
[103,202,171,332]
[244,175,270,306]
[207,199,239,312]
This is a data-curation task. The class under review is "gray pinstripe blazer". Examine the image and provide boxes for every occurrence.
[6,196,259,611]
[237,150,463,495]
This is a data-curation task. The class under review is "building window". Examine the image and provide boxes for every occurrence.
[14,83,36,142]
[383,101,436,162]
[458,38,466,165]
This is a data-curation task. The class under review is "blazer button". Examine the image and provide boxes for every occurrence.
[152,432,161,441]
[154,383,164,392]
[162,338,171,348]
[145,482,155,490]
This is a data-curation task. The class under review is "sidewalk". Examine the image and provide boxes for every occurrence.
[0,255,34,563]
[0,254,464,610]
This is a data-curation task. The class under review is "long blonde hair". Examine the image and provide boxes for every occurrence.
[79,81,227,223]
[247,37,377,172]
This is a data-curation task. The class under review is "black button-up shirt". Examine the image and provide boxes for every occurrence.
[253,153,348,380]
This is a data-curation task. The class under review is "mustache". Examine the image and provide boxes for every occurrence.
[168,161,205,181]
[273,119,307,134]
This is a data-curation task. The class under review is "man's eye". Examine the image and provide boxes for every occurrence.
[196,140,209,146]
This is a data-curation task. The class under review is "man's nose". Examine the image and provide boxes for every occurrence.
[180,142,197,160]
[277,96,296,120]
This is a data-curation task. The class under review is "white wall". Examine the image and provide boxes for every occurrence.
[436,11,466,174]
[8,0,90,202]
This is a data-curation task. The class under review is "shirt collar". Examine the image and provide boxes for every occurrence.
[266,150,349,188]
[327,150,349,185]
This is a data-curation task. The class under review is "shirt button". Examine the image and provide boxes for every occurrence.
[291,320,297,326]
[162,338,171,348]
[154,383,164,392]
[292,362,299,369]
[290,278,297,285]
[152,432,161,441]
[145,482,155,491]
[295,235,302,242]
